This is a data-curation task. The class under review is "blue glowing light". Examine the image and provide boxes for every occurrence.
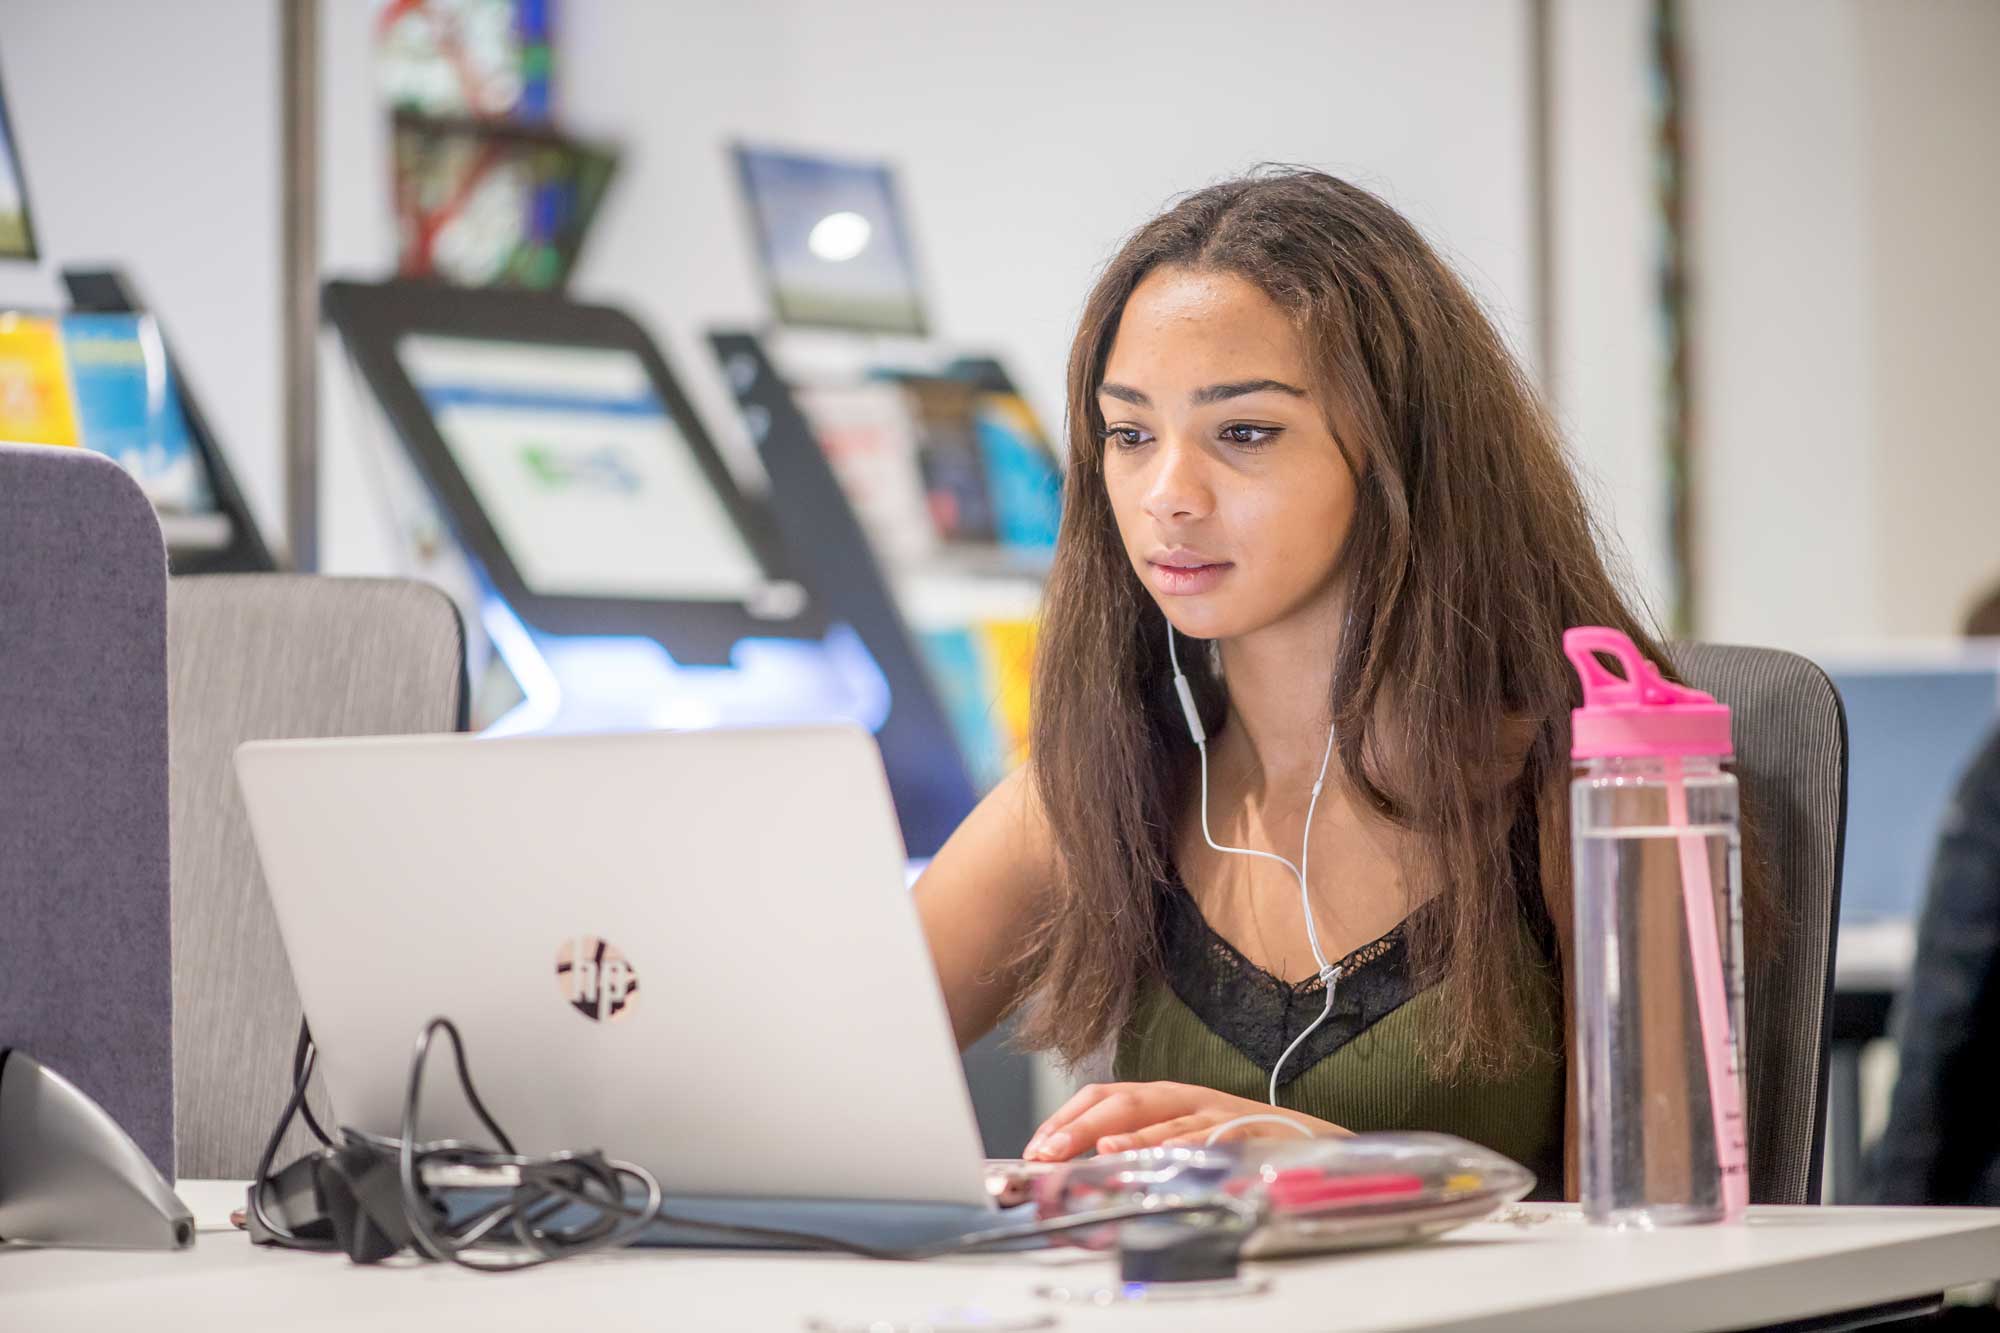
[476,596,895,741]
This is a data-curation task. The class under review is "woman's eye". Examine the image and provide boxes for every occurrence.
[1099,426,1150,450]
[1221,424,1279,446]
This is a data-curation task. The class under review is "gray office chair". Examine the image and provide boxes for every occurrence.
[1669,642,1847,1206]
[167,575,465,1178]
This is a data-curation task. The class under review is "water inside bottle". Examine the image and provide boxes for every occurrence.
[1575,820,1744,1227]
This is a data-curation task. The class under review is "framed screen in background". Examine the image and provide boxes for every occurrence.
[0,310,216,516]
[397,334,765,604]
[324,280,821,663]
[0,66,37,260]
[733,144,928,336]
[1826,653,2000,923]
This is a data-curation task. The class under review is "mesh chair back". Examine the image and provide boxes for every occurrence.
[1669,642,1847,1205]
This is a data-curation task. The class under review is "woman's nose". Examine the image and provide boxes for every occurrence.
[1141,437,1212,523]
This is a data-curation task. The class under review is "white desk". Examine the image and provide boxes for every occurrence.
[4,1183,1999,1332]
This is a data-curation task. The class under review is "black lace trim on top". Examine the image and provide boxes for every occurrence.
[1153,878,1437,1086]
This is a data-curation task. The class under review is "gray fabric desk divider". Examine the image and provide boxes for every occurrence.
[0,442,174,1178]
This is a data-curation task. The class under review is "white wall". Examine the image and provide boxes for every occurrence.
[1686,0,2000,650]
[1549,0,1672,627]
[1685,0,1884,650]
[1551,0,2000,650]
[0,0,282,543]
[315,0,1540,574]
[1858,0,2000,638]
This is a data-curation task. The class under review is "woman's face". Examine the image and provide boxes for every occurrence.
[1098,265,1358,644]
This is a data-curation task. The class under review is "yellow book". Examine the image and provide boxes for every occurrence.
[0,312,81,447]
[977,616,1038,770]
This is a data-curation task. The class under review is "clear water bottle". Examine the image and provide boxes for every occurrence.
[1566,627,1748,1227]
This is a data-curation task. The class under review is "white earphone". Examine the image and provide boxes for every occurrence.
[1168,621,1343,1109]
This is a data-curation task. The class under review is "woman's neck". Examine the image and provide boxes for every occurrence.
[1212,592,1344,798]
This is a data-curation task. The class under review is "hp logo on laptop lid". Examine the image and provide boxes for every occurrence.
[555,937,639,1023]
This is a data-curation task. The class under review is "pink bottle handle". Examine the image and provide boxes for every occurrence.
[1563,627,1649,707]
[1564,626,1716,712]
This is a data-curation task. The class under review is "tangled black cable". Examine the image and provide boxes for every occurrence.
[247,1023,336,1248]
[253,1015,1257,1272]
[383,1017,665,1271]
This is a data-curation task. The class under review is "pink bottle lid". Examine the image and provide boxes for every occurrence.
[1564,627,1732,761]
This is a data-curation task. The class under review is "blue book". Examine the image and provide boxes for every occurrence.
[973,393,1061,551]
[59,313,212,514]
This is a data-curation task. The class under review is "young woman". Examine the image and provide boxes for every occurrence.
[915,168,1672,1198]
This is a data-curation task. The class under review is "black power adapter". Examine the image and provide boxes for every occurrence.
[247,1139,441,1263]
[315,1138,429,1263]
[244,1152,335,1251]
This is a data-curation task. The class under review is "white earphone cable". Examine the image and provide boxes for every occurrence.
[1169,623,1344,1108]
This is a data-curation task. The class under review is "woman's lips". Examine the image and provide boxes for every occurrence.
[1148,560,1233,595]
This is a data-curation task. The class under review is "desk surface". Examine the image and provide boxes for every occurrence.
[4,1183,1999,1332]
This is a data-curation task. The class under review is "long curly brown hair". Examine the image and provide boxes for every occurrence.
[1013,168,1673,1077]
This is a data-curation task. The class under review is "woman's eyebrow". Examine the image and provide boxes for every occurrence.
[1097,379,1306,408]
[1190,378,1308,405]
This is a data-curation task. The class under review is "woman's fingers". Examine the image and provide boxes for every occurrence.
[1028,1085,1144,1161]
[1029,1084,1157,1161]
[1024,1088,1288,1160]
[1025,1083,1123,1160]
[1036,1086,1201,1159]
[1094,1113,1212,1155]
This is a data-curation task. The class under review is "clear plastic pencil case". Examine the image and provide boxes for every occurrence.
[1031,1131,1534,1259]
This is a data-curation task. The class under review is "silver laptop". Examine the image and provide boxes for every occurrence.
[234,724,992,1212]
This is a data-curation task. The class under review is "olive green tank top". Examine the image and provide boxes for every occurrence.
[1114,878,1567,1200]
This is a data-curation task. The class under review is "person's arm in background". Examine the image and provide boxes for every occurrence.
[912,763,1053,1051]
[1864,724,2000,1204]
